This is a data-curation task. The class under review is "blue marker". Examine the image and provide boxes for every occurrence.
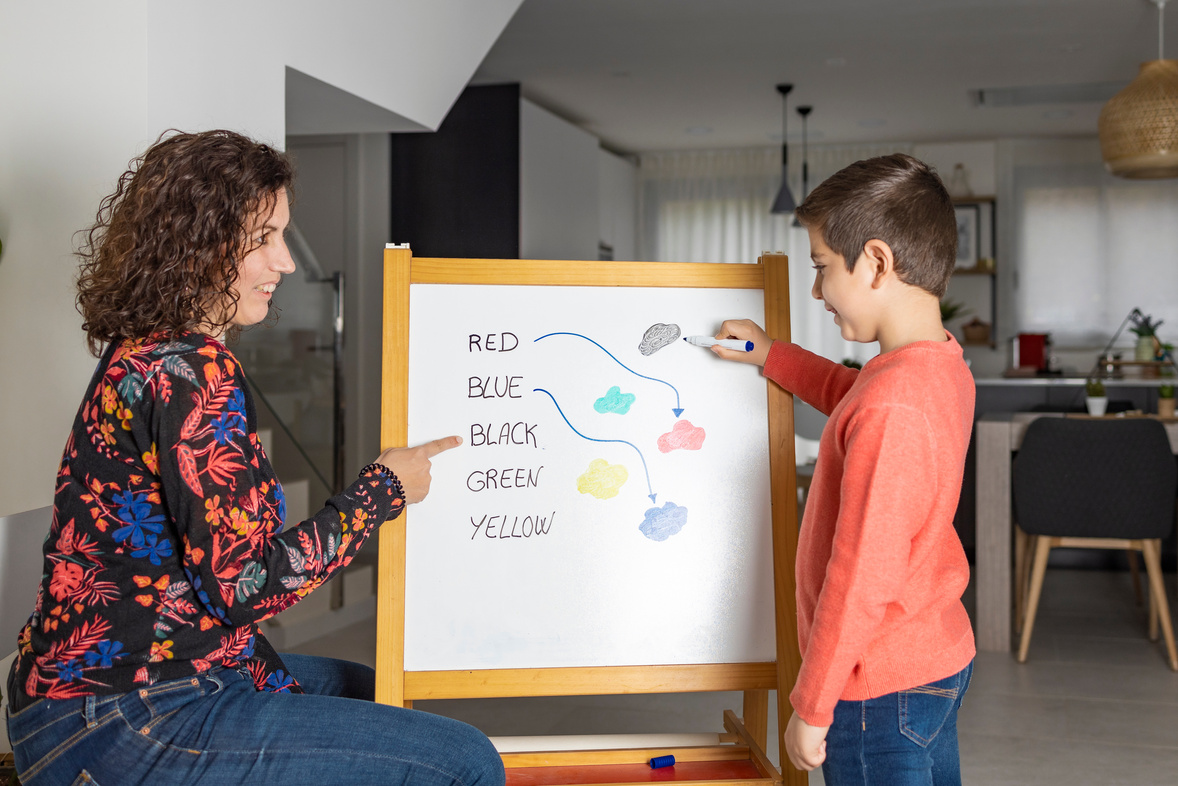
[683,336,753,352]
[649,754,675,769]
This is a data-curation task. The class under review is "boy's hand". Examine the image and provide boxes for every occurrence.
[712,319,772,367]
[784,710,828,772]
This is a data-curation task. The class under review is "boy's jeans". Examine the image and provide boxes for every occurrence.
[5,653,504,786]
[821,660,973,786]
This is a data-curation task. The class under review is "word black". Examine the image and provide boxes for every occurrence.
[470,422,538,448]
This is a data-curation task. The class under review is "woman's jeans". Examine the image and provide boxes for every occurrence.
[821,660,973,786]
[5,653,505,785]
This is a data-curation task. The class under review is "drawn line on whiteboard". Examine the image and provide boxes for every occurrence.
[534,332,684,417]
[534,387,658,503]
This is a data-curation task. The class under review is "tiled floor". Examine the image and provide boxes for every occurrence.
[289,567,1178,784]
[956,567,1178,785]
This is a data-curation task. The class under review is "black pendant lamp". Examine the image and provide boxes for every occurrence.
[791,105,812,227]
[770,83,797,214]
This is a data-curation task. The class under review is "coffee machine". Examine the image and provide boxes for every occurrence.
[1013,332,1052,372]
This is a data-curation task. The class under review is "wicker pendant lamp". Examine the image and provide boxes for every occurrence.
[1099,0,1178,178]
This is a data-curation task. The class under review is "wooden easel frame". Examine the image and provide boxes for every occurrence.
[377,249,803,785]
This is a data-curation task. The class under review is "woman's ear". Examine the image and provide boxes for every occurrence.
[861,239,895,289]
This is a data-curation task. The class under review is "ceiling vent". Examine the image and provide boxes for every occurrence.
[971,82,1126,108]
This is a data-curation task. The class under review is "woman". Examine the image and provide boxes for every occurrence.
[5,130,505,785]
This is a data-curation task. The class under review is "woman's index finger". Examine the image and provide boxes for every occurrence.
[420,435,463,458]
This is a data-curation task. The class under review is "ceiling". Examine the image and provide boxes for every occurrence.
[472,0,1177,154]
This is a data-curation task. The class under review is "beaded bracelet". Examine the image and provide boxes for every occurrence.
[360,462,406,501]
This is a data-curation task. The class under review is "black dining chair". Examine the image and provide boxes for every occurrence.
[1013,416,1178,669]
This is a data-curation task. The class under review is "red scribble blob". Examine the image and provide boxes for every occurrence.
[657,419,706,452]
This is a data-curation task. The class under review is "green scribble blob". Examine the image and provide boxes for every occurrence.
[594,385,636,415]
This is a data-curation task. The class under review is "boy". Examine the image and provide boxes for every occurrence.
[714,154,975,784]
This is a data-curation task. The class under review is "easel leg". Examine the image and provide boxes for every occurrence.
[743,689,769,751]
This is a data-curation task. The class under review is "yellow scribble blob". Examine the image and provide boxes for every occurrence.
[576,458,629,500]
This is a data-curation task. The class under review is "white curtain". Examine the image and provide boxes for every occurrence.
[638,143,913,365]
[1013,163,1178,348]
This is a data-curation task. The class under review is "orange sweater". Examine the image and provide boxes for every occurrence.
[764,333,976,727]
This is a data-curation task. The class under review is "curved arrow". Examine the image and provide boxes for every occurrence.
[534,388,657,503]
[534,332,684,417]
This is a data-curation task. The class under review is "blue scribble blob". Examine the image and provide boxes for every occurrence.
[594,385,636,415]
[639,502,688,542]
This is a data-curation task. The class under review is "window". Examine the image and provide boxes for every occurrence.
[638,145,909,364]
[1015,164,1178,346]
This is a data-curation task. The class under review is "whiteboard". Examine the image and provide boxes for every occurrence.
[404,284,773,672]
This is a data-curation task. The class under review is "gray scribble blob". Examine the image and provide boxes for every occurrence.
[638,323,680,356]
[639,502,688,542]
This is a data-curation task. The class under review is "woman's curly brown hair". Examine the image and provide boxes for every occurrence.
[76,129,294,356]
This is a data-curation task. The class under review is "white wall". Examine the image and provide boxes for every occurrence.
[599,150,639,261]
[520,99,601,261]
[0,2,151,517]
[520,100,639,262]
[913,141,998,198]
[913,141,1006,374]
[0,0,522,517]
[0,507,52,652]
[145,1,524,145]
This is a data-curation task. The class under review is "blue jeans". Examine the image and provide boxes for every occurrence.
[5,654,505,785]
[820,661,973,786]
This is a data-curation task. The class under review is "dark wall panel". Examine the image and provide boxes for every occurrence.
[390,83,519,258]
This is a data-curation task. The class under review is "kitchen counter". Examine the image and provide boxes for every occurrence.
[975,375,1172,387]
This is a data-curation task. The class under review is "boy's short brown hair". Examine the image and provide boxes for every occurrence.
[794,153,957,298]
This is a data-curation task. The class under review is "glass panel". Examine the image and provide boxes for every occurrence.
[234,223,341,517]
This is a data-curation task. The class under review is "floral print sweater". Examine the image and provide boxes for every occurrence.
[7,332,403,711]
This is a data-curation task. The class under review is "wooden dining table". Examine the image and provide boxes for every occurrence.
[973,412,1178,652]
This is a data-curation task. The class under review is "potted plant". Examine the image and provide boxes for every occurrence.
[961,317,991,344]
[1131,312,1163,362]
[1159,383,1176,418]
[939,298,971,324]
[1086,378,1108,416]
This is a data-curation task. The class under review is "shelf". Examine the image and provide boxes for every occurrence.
[947,196,997,347]
[1094,360,1177,381]
[1104,360,1171,368]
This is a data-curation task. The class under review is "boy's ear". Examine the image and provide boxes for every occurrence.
[861,239,895,289]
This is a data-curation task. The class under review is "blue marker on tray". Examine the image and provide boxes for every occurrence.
[649,754,675,769]
[683,335,753,352]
